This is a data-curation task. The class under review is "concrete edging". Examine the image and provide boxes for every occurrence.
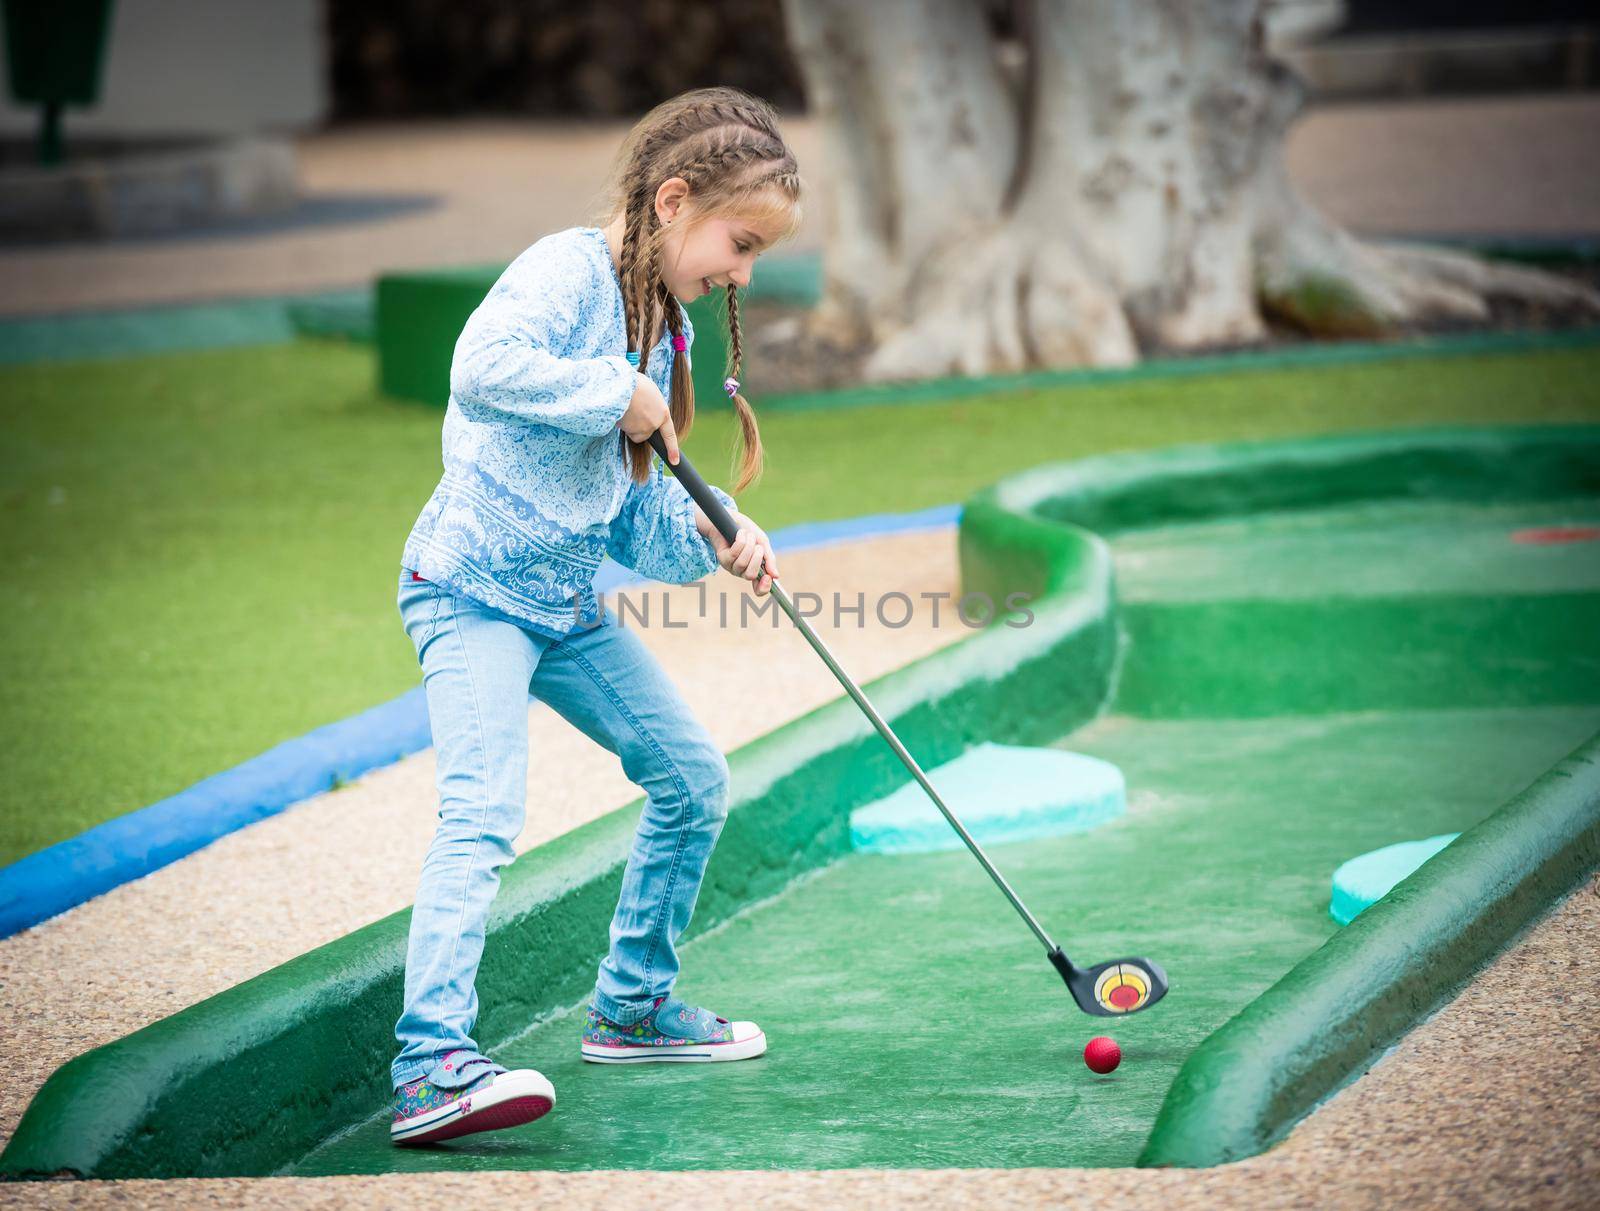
[1000,423,1600,1169]
[1138,725,1600,1168]
[0,692,432,938]
[970,423,1600,1167]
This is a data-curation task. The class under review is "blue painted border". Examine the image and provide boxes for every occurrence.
[0,504,962,938]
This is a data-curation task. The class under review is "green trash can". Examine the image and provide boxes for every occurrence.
[3,0,115,165]
[375,252,820,409]
[378,272,780,412]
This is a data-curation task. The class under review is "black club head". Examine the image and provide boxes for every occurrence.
[1048,947,1169,1016]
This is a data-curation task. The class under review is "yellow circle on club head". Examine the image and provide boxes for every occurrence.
[1093,964,1150,1013]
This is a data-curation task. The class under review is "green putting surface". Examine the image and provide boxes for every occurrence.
[291,705,1599,1175]
[1113,496,1600,602]
[287,488,1600,1175]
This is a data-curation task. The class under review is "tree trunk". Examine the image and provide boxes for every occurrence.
[781,0,1600,381]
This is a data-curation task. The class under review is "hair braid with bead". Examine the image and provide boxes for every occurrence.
[593,87,803,491]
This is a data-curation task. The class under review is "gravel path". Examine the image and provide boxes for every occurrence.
[1,93,1595,317]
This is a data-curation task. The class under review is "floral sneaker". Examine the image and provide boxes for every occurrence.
[581,994,767,1064]
[390,1049,555,1145]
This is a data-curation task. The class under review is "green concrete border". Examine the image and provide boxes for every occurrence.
[1138,724,1600,1168]
[756,326,1600,413]
[3,422,1597,1179]
[1004,425,1600,1169]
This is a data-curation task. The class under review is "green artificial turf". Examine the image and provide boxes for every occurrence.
[1,341,1597,865]
[291,704,1600,1174]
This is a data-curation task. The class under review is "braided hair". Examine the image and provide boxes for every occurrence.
[593,86,803,491]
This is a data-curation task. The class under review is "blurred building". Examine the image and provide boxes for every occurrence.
[1,0,1591,147]
[1278,0,1596,97]
[0,0,325,138]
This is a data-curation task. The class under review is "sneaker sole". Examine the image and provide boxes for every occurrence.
[581,1028,767,1064]
[391,1070,555,1145]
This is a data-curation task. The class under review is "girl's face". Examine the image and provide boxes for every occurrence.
[658,185,786,302]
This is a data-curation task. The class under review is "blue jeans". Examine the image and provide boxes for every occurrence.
[390,568,731,1088]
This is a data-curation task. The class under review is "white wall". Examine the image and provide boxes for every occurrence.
[0,0,327,138]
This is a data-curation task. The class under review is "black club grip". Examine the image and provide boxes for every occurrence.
[647,431,741,545]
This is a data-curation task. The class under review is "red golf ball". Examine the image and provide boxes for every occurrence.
[1084,1036,1121,1074]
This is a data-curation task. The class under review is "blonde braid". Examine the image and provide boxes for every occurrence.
[596,86,803,490]
[722,280,763,492]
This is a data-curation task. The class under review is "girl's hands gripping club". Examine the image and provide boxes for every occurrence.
[620,372,679,465]
[701,511,777,596]
[641,429,777,596]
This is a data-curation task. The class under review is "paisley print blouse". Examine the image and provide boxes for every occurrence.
[400,226,737,637]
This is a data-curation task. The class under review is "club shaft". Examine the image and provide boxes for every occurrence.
[642,432,1059,957]
[763,578,1058,953]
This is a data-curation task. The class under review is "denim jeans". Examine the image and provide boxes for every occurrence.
[390,568,731,1088]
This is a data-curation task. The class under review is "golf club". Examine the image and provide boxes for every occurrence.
[646,431,1169,1017]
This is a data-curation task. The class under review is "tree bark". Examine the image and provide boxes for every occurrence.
[781,0,1600,381]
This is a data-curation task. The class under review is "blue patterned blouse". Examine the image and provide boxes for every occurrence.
[401,226,737,637]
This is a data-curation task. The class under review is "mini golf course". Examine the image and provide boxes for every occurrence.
[4,423,1597,1181]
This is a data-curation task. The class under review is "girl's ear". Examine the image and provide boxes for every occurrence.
[654,176,691,225]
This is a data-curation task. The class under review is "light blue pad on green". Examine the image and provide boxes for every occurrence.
[1330,833,1460,925]
[849,742,1126,855]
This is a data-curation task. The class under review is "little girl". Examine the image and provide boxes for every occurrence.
[388,86,802,1146]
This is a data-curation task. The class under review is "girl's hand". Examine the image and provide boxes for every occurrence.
[619,372,679,464]
[697,508,778,595]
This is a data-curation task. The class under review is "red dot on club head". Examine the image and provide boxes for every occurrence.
[1107,983,1142,1009]
[1510,526,1600,545]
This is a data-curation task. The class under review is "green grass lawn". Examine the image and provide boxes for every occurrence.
[2,339,1597,866]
